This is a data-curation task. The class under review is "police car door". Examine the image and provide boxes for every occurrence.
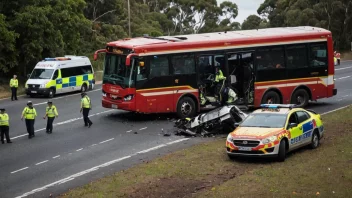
[295,111,314,146]
[287,112,302,150]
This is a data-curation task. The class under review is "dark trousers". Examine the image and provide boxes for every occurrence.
[46,117,55,132]
[82,108,92,126]
[338,59,340,65]
[11,87,17,100]
[1,126,11,143]
[25,119,35,137]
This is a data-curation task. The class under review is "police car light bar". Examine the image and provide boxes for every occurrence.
[44,58,57,61]
[260,104,297,109]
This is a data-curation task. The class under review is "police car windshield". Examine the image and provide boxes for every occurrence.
[103,54,133,88]
[30,69,54,79]
[240,113,287,128]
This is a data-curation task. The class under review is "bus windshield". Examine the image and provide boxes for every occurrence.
[30,69,54,79]
[103,53,135,88]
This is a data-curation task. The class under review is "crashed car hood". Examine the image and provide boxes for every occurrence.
[231,127,284,139]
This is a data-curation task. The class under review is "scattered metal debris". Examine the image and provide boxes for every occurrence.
[174,105,248,137]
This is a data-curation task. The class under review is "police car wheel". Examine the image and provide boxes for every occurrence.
[310,131,320,149]
[291,89,309,108]
[277,139,287,162]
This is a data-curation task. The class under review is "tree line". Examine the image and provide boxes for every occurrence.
[0,0,350,76]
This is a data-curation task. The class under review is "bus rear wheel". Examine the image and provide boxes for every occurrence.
[261,91,281,104]
[81,84,88,92]
[177,96,196,119]
[291,89,309,108]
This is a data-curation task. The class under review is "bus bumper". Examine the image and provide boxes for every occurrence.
[102,98,135,111]
[333,88,337,96]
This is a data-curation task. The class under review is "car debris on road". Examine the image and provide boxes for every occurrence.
[174,105,248,137]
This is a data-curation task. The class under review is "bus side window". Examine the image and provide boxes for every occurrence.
[149,56,169,78]
[309,43,328,67]
[171,54,195,75]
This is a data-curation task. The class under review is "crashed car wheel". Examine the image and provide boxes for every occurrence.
[177,96,196,119]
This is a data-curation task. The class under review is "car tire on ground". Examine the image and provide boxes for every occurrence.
[48,88,55,98]
[291,89,309,108]
[227,154,236,161]
[310,131,320,149]
[176,96,196,119]
[261,91,281,104]
[277,139,287,162]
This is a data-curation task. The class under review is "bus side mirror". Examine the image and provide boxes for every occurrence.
[139,62,145,67]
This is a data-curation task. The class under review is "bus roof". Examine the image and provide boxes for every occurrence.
[107,26,331,55]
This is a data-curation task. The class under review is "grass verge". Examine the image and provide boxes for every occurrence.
[61,106,352,197]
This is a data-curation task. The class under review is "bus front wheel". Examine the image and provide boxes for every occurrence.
[177,96,196,119]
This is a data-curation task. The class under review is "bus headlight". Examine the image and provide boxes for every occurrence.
[262,136,277,144]
[124,94,134,101]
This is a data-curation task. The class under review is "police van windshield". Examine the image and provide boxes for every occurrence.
[30,69,54,79]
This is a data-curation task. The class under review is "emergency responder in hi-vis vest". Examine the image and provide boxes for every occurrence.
[10,75,18,101]
[80,92,93,127]
[214,65,226,101]
[43,100,58,134]
[0,108,12,144]
[21,101,37,139]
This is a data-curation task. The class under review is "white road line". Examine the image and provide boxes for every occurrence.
[35,160,49,165]
[91,144,97,147]
[99,138,114,144]
[76,148,83,152]
[136,144,167,154]
[11,110,114,140]
[15,138,190,198]
[11,167,29,174]
[126,130,132,133]
[52,155,60,159]
[321,105,351,115]
[335,66,352,71]
[68,153,72,155]
[336,76,351,80]
[139,127,147,131]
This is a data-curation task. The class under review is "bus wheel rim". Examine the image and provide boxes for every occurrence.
[181,102,192,115]
[296,96,304,105]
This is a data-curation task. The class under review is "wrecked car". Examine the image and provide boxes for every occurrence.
[174,105,248,137]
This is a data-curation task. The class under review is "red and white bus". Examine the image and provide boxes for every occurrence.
[94,26,337,118]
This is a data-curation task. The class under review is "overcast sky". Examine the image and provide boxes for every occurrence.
[217,0,265,23]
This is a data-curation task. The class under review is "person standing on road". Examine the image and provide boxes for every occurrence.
[336,51,341,65]
[21,101,37,139]
[43,100,58,134]
[10,75,18,101]
[0,108,12,144]
[80,92,93,128]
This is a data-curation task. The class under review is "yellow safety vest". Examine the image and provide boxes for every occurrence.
[46,105,58,118]
[81,96,91,108]
[215,70,226,82]
[10,79,18,88]
[0,113,9,126]
[22,107,37,120]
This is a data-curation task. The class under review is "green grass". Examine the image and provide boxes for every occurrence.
[60,106,352,198]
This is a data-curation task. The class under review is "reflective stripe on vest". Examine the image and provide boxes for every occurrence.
[0,114,9,126]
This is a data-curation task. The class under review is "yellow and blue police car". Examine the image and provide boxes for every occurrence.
[226,104,324,162]
[25,56,95,98]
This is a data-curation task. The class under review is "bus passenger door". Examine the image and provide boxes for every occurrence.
[171,54,198,112]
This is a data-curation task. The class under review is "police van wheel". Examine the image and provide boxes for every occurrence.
[81,84,88,92]
[291,89,309,108]
[48,89,55,98]
[310,131,320,149]
[277,139,287,162]
[177,97,196,119]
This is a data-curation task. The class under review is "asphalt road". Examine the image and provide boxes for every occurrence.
[1,61,352,198]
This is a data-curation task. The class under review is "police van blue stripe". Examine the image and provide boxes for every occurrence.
[56,78,62,84]
[83,75,88,81]
[62,83,69,88]
[69,77,76,87]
